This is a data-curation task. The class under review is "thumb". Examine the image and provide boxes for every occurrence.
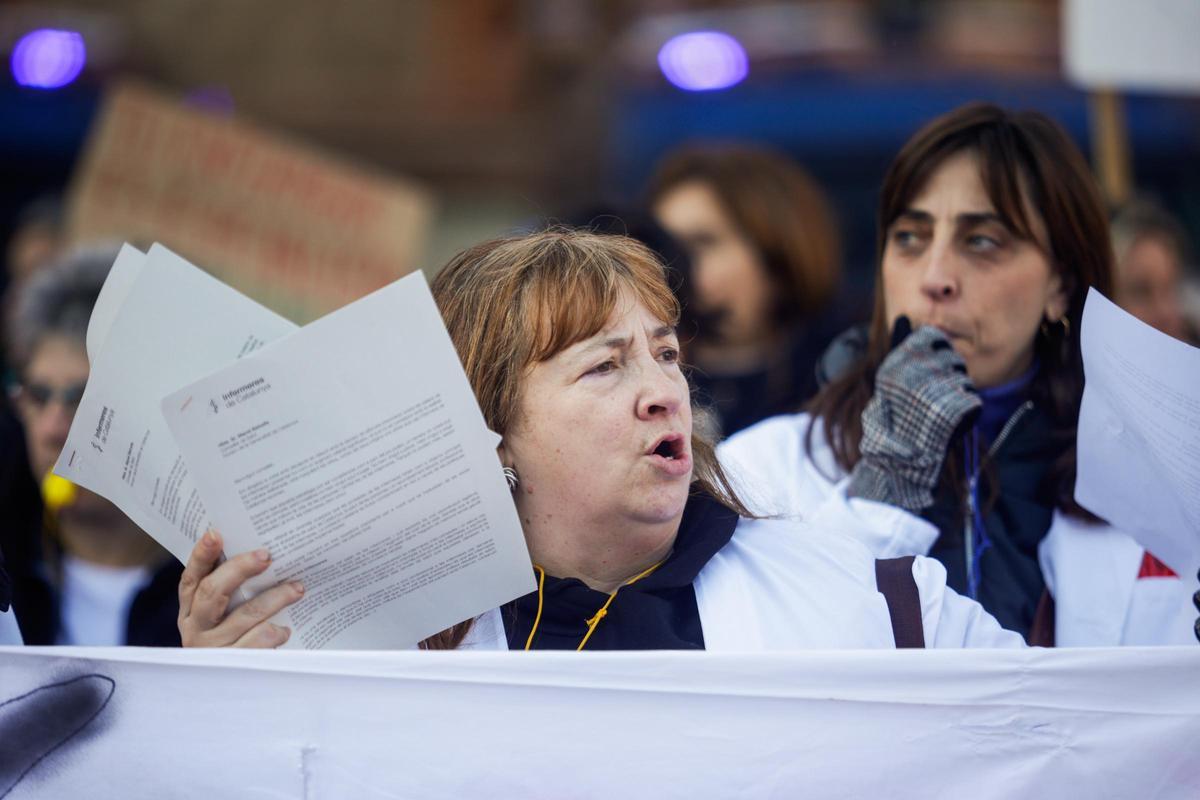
[889,315,913,351]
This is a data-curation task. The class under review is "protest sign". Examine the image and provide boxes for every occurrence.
[65,82,435,322]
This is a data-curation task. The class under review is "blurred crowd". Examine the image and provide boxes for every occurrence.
[1,101,1198,649]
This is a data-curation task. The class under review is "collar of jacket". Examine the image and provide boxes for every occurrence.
[503,491,739,650]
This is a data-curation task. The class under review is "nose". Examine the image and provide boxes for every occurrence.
[635,360,685,420]
[27,404,73,477]
[36,402,75,446]
[690,253,721,310]
[919,240,961,302]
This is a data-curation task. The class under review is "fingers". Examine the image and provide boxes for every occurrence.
[880,325,975,392]
[902,324,952,352]
[179,530,224,619]
[234,620,292,649]
[188,547,274,629]
[882,326,955,373]
[218,580,305,643]
[916,328,968,372]
[928,339,971,379]
[178,533,305,648]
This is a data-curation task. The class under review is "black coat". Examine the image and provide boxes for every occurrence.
[0,406,181,646]
[8,548,182,647]
[502,492,739,651]
[920,404,1067,641]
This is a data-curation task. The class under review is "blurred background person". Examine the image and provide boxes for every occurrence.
[3,195,65,300]
[1110,197,1199,344]
[2,196,67,379]
[647,145,850,436]
[5,246,180,646]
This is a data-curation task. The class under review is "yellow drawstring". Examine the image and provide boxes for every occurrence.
[523,559,665,652]
[524,565,546,651]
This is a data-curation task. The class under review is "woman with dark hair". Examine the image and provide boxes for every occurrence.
[648,145,849,436]
[720,103,1198,646]
[173,229,1021,652]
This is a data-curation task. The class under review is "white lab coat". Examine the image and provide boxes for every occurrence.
[718,412,1197,647]
[1041,515,1196,646]
[460,514,1024,651]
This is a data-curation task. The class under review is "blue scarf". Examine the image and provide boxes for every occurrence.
[976,361,1039,446]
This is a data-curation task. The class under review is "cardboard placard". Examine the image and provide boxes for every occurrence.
[1064,0,1200,93]
[66,82,435,322]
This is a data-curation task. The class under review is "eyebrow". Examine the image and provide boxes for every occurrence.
[579,325,677,354]
[895,209,1007,227]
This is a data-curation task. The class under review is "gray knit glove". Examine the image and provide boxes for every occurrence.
[846,323,981,511]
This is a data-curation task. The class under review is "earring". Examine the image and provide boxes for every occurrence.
[1041,316,1071,338]
[502,466,519,492]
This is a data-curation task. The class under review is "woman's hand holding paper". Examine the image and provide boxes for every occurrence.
[177,530,304,648]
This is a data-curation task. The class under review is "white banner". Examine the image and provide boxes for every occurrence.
[1,646,1198,798]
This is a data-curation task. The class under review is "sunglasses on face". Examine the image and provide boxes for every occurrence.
[17,382,87,411]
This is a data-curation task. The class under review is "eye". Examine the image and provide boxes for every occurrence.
[658,347,680,364]
[890,228,923,250]
[965,234,1002,253]
[587,359,617,376]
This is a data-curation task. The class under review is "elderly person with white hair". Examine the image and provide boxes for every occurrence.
[5,246,180,646]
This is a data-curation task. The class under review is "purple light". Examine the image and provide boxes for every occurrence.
[11,29,87,90]
[185,86,237,116]
[657,31,748,92]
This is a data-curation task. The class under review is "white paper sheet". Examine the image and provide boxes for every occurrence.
[1076,288,1200,578]
[161,271,533,649]
[2,646,1198,799]
[54,244,298,563]
[85,243,145,366]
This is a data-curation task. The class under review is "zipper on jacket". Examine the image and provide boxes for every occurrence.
[962,400,1034,599]
[986,400,1034,460]
[964,474,979,598]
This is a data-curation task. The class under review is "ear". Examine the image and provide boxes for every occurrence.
[1044,270,1071,323]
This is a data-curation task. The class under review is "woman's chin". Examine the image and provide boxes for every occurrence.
[628,485,691,525]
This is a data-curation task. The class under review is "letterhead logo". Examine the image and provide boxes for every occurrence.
[208,398,219,415]
[91,406,113,453]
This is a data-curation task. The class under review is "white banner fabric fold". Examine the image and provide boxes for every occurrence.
[1,646,1197,799]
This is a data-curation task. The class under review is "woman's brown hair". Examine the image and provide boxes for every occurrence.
[646,145,842,322]
[805,103,1114,518]
[421,229,751,649]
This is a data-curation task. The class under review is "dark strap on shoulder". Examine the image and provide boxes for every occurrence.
[1027,588,1056,647]
[875,556,926,648]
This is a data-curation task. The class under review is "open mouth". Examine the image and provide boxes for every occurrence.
[648,434,685,461]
